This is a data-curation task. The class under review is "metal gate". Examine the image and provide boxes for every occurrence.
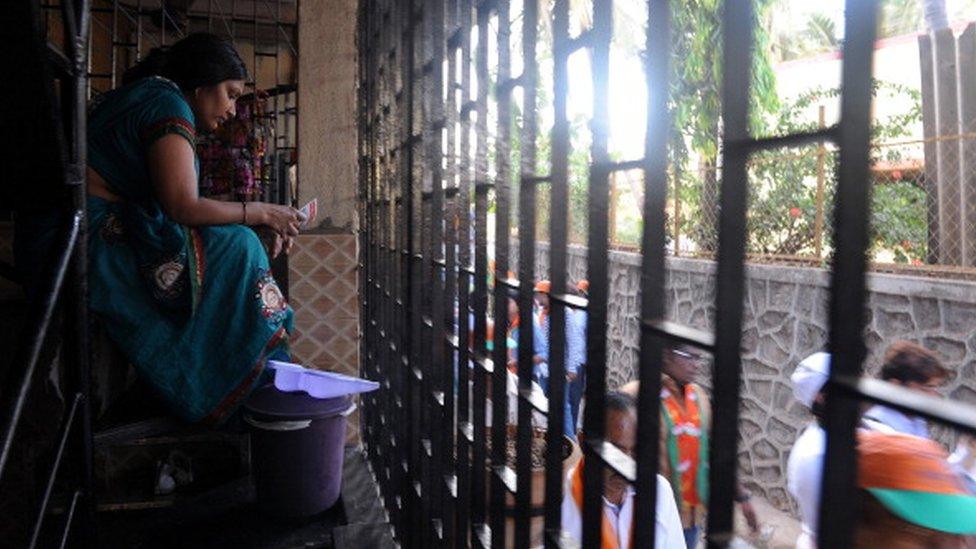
[1,1,95,546]
[357,1,976,548]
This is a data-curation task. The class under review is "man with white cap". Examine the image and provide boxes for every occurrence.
[786,352,831,549]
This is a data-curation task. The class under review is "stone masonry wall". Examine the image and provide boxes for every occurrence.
[511,240,976,516]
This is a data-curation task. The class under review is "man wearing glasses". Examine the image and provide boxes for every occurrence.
[621,344,759,548]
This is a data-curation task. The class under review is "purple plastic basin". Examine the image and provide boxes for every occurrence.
[243,383,354,517]
[267,360,379,399]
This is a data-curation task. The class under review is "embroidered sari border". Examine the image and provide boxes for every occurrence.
[202,325,287,426]
[184,227,206,312]
[142,116,196,147]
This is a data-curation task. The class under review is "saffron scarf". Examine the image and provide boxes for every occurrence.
[570,458,633,549]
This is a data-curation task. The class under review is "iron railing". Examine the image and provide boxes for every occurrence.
[0,1,95,547]
[357,1,976,548]
[1,0,301,545]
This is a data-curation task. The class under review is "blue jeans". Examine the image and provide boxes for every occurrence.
[684,526,700,549]
[533,362,549,393]
[563,393,576,441]
[535,365,578,441]
[567,368,585,432]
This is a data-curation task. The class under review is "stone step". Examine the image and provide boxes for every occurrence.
[332,522,396,549]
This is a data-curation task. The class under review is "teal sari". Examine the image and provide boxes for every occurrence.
[85,76,292,424]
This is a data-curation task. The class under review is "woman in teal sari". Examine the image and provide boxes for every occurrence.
[82,34,300,424]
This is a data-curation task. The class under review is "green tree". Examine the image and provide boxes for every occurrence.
[671,0,780,252]
[742,81,925,262]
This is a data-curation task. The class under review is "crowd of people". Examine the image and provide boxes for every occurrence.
[557,337,976,548]
[786,342,976,548]
[475,278,975,548]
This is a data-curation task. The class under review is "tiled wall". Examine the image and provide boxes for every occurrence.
[288,233,361,443]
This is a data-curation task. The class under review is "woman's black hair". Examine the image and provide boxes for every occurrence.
[122,33,248,92]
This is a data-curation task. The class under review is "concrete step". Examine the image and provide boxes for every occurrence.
[332,522,396,549]
[340,446,388,527]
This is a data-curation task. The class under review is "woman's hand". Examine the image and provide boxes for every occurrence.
[269,233,295,259]
[250,202,304,236]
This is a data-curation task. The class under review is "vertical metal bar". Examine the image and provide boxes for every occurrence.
[66,0,94,544]
[673,174,681,256]
[490,1,513,546]
[374,0,387,520]
[387,0,398,522]
[608,172,618,246]
[417,3,432,540]
[419,2,434,543]
[251,0,259,90]
[384,2,395,537]
[289,0,299,206]
[136,0,143,60]
[818,1,880,547]
[442,1,460,546]
[380,0,389,528]
[632,0,670,547]
[544,2,571,544]
[397,0,411,542]
[514,0,539,545]
[583,0,613,547]
[367,0,377,471]
[396,0,416,546]
[111,0,118,89]
[86,6,94,100]
[706,0,753,545]
[428,0,447,540]
[455,1,474,544]
[580,0,612,546]
[815,105,827,260]
[471,1,491,536]
[407,2,425,545]
[359,1,373,483]
[274,0,283,203]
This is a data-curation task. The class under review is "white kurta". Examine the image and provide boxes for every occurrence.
[561,473,686,548]
[786,423,825,549]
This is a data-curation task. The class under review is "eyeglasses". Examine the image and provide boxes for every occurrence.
[670,348,706,362]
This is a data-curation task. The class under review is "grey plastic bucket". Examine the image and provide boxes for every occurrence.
[243,383,354,517]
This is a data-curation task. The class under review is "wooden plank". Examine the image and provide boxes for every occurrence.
[934,27,962,265]
[957,24,976,266]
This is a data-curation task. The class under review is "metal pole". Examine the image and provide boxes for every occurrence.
[581,0,613,546]
[818,1,880,546]
[455,1,475,544]
[543,1,572,546]
[472,3,491,536]
[707,0,754,544]
[514,0,539,544]
[815,104,826,259]
[632,1,671,546]
[490,1,514,546]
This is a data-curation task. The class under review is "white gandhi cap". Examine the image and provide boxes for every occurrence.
[791,352,831,409]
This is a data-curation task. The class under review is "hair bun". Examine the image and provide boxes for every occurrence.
[121,46,171,85]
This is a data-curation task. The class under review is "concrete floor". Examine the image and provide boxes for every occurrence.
[728,495,802,549]
[97,447,394,549]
